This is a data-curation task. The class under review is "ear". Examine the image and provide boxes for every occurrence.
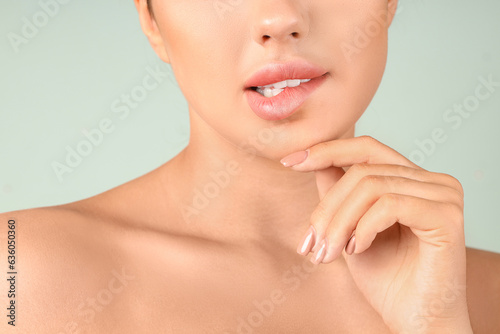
[134,0,170,63]
[386,0,399,27]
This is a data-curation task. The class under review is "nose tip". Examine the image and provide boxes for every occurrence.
[252,3,309,45]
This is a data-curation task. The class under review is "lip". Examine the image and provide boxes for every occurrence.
[243,59,329,121]
[244,59,328,89]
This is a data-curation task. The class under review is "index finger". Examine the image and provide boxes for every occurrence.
[280,135,422,171]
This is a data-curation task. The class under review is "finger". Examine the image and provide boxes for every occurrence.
[282,135,422,172]
[350,194,463,255]
[315,166,345,200]
[316,176,463,263]
[308,164,463,253]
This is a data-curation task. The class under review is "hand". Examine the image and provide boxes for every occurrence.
[280,135,473,334]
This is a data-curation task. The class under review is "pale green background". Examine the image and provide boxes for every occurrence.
[1,1,499,253]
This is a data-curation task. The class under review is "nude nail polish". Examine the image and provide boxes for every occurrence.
[311,238,328,264]
[297,225,316,255]
[345,235,356,255]
[280,150,309,167]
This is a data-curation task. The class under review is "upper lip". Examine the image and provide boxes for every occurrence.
[244,59,328,89]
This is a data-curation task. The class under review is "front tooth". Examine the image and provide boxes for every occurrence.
[263,87,285,98]
[263,88,273,98]
[262,80,288,89]
[273,80,288,89]
[257,78,311,92]
[286,79,301,87]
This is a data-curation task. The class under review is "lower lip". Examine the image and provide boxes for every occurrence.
[244,73,328,121]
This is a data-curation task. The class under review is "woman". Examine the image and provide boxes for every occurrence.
[1,0,499,333]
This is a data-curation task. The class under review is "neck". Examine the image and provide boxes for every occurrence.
[158,109,354,248]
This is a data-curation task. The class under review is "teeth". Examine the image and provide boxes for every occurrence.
[255,78,312,97]
[256,87,285,98]
[264,80,287,89]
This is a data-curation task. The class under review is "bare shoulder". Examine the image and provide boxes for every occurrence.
[465,246,500,333]
[0,176,202,333]
[0,202,126,333]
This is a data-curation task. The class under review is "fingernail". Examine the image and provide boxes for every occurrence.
[280,149,309,167]
[311,238,328,264]
[297,225,316,255]
[345,235,356,255]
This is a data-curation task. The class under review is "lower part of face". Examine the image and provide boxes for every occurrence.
[152,1,391,160]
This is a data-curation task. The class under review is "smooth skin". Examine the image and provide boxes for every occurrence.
[2,0,500,333]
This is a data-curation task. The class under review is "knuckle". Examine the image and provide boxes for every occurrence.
[359,174,383,188]
[379,193,401,208]
[397,164,417,179]
[444,203,464,225]
[357,136,381,163]
[351,162,370,174]
[443,173,464,197]
[347,163,370,179]
[313,141,330,154]
[447,187,465,208]
[359,135,378,146]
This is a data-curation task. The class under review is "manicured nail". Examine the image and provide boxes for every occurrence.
[297,225,316,255]
[345,235,356,255]
[311,238,328,264]
[280,149,309,167]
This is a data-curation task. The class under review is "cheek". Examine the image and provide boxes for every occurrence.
[327,4,389,117]
[285,3,390,145]
[154,2,235,114]
[336,2,390,82]
[155,8,253,144]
